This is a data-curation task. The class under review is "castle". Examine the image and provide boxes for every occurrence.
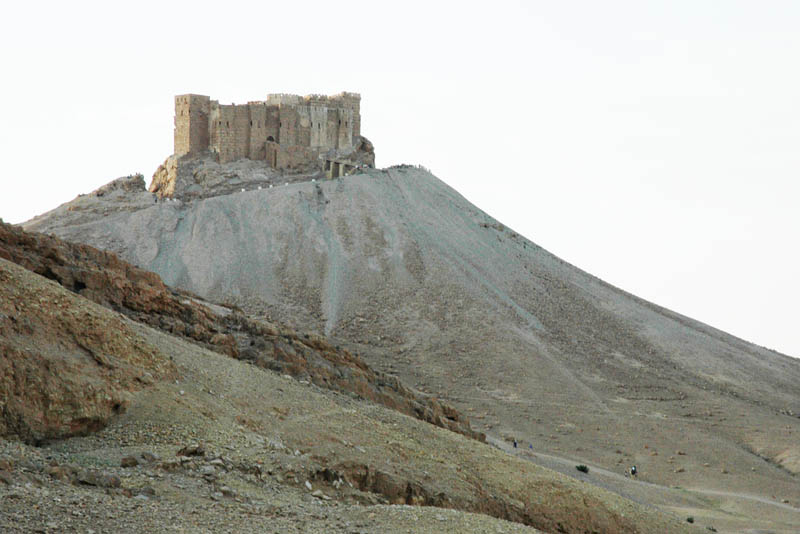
[174,92,373,177]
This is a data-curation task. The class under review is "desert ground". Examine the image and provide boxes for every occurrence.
[7,164,799,532]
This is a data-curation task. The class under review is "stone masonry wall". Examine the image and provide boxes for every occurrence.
[174,92,362,169]
[174,95,210,157]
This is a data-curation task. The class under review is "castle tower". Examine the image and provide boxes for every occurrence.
[174,94,211,157]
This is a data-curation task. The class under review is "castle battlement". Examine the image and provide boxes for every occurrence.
[173,91,371,176]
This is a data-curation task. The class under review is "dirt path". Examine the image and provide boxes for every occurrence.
[489,435,800,516]
[687,488,800,513]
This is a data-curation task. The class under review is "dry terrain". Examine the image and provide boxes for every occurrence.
[0,257,700,533]
[19,162,800,532]
[0,220,480,441]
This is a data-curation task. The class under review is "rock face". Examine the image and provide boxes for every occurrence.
[0,219,238,357]
[149,154,287,200]
[148,156,179,198]
[0,221,483,442]
[150,136,374,201]
[92,174,147,197]
[0,258,176,443]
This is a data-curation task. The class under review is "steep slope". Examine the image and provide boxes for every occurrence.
[0,253,703,533]
[0,259,175,443]
[24,165,800,531]
[0,220,481,441]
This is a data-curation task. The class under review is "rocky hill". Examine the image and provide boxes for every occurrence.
[21,163,800,532]
[0,220,482,441]
[0,229,701,533]
[0,257,176,444]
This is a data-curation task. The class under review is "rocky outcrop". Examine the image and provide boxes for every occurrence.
[150,154,285,200]
[148,156,179,199]
[0,221,483,442]
[92,174,147,197]
[353,135,375,167]
[322,135,376,172]
[0,220,237,357]
[149,135,374,200]
[0,258,176,443]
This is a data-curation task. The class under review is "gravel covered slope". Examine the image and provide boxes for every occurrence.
[0,261,704,533]
[24,167,798,407]
[0,220,483,441]
[23,164,800,531]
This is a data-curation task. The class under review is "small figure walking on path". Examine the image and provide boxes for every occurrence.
[513,439,518,449]
[630,465,637,478]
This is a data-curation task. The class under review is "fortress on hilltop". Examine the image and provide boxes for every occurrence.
[173,92,373,178]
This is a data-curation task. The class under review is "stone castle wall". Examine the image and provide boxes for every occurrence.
[174,95,211,156]
[174,92,363,171]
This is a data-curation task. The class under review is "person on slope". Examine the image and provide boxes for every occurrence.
[629,465,637,478]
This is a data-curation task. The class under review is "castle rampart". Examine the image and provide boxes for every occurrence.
[174,91,367,174]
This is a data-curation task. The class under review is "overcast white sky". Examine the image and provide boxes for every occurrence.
[1,1,797,357]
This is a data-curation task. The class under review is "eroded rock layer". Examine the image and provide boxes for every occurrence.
[0,259,176,443]
[0,221,483,442]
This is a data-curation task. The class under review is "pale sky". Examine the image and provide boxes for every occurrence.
[1,1,798,357]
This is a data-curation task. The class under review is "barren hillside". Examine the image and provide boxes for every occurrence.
[23,164,800,532]
[0,255,702,533]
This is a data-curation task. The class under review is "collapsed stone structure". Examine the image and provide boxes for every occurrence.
[174,92,374,177]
